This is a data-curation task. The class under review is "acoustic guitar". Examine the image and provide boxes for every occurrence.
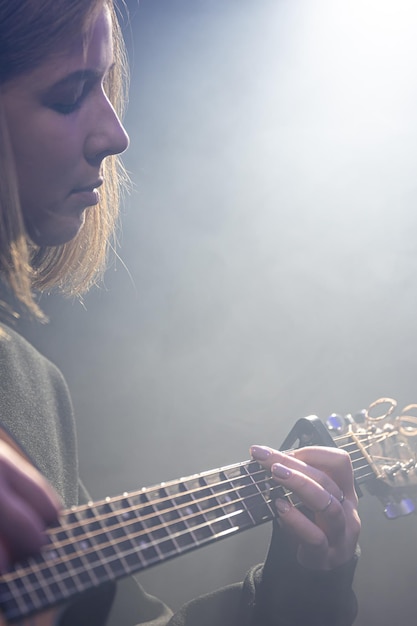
[1,397,416,625]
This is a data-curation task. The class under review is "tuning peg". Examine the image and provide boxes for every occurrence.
[353,409,367,424]
[384,502,401,519]
[343,413,355,425]
[383,497,415,519]
[384,462,402,477]
[399,498,415,515]
[326,413,344,433]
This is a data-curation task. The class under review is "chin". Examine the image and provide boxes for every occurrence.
[25,214,86,247]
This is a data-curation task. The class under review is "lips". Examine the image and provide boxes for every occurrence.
[70,179,103,207]
[71,188,100,207]
[72,178,103,194]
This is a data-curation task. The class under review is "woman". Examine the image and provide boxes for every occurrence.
[0,1,360,624]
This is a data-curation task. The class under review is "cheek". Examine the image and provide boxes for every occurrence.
[15,121,82,197]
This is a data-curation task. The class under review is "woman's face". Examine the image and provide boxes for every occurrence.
[1,5,129,246]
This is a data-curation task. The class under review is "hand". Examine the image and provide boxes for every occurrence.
[250,445,360,570]
[0,440,61,572]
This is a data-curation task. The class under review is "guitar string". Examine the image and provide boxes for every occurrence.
[5,434,375,575]
[2,431,384,583]
[7,430,377,551]
[0,429,406,613]
[0,463,402,616]
[1,431,373,578]
[32,431,388,541]
[1,481,280,607]
[2,468,366,608]
[2,431,380,588]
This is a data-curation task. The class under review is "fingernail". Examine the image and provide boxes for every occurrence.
[272,463,292,479]
[275,498,291,514]
[250,445,271,461]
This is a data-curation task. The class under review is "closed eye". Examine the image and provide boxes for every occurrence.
[50,81,94,115]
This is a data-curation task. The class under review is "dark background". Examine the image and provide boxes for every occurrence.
[23,1,417,623]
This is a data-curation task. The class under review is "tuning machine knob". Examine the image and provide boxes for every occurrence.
[384,497,415,519]
[326,413,344,433]
[326,411,358,434]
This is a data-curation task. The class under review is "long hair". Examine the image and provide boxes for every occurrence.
[0,0,129,318]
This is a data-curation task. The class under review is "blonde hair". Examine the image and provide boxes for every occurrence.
[0,0,129,319]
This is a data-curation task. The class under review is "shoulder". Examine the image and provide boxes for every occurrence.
[0,321,68,391]
[0,320,79,505]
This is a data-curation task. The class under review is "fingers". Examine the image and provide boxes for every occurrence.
[274,496,330,558]
[250,444,357,507]
[274,498,346,569]
[267,457,346,516]
[250,443,360,569]
[0,441,62,569]
[2,444,62,522]
[292,446,358,503]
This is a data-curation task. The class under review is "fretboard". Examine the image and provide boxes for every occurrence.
[0,432,373,623]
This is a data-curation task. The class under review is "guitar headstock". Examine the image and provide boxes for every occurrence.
[326,398,417,520]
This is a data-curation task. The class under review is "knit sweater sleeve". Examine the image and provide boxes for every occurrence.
[167,522,358,626]
[246,522,358,626]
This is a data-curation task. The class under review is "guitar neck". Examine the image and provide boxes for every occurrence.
[0,431,372,623]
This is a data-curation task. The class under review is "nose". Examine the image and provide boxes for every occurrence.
[84,93,130,167]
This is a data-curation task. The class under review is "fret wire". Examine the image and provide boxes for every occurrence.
[353,463,372,478]
[62,434,386,541]
[4,437,378,586]
[0,438,384,616]
[27,550,80,597]
[354,470,375,481]
[32,460,262,540]
[2,435,380,575]
[43,437,375,546]
[21,478,271,572]
[2,575,41,616]
[66,527,113,591]
[28,568,54,607]
[2,486,275,600]
[5,462,375,612]
[103,498,148,574]
[8,460,368,596]
[25,561,80,600]
[4,471,268,576]
[2,501,270,605]
[6,440,377,561]
[4,475,270,588]
[48,462,270,543]
[61,431,374,528]
[0,466,376,620]
[1,426,406,623]
[241,464,276,523]
[81,512,132,582]
[184,476,215,551]
[50,432,372,539]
